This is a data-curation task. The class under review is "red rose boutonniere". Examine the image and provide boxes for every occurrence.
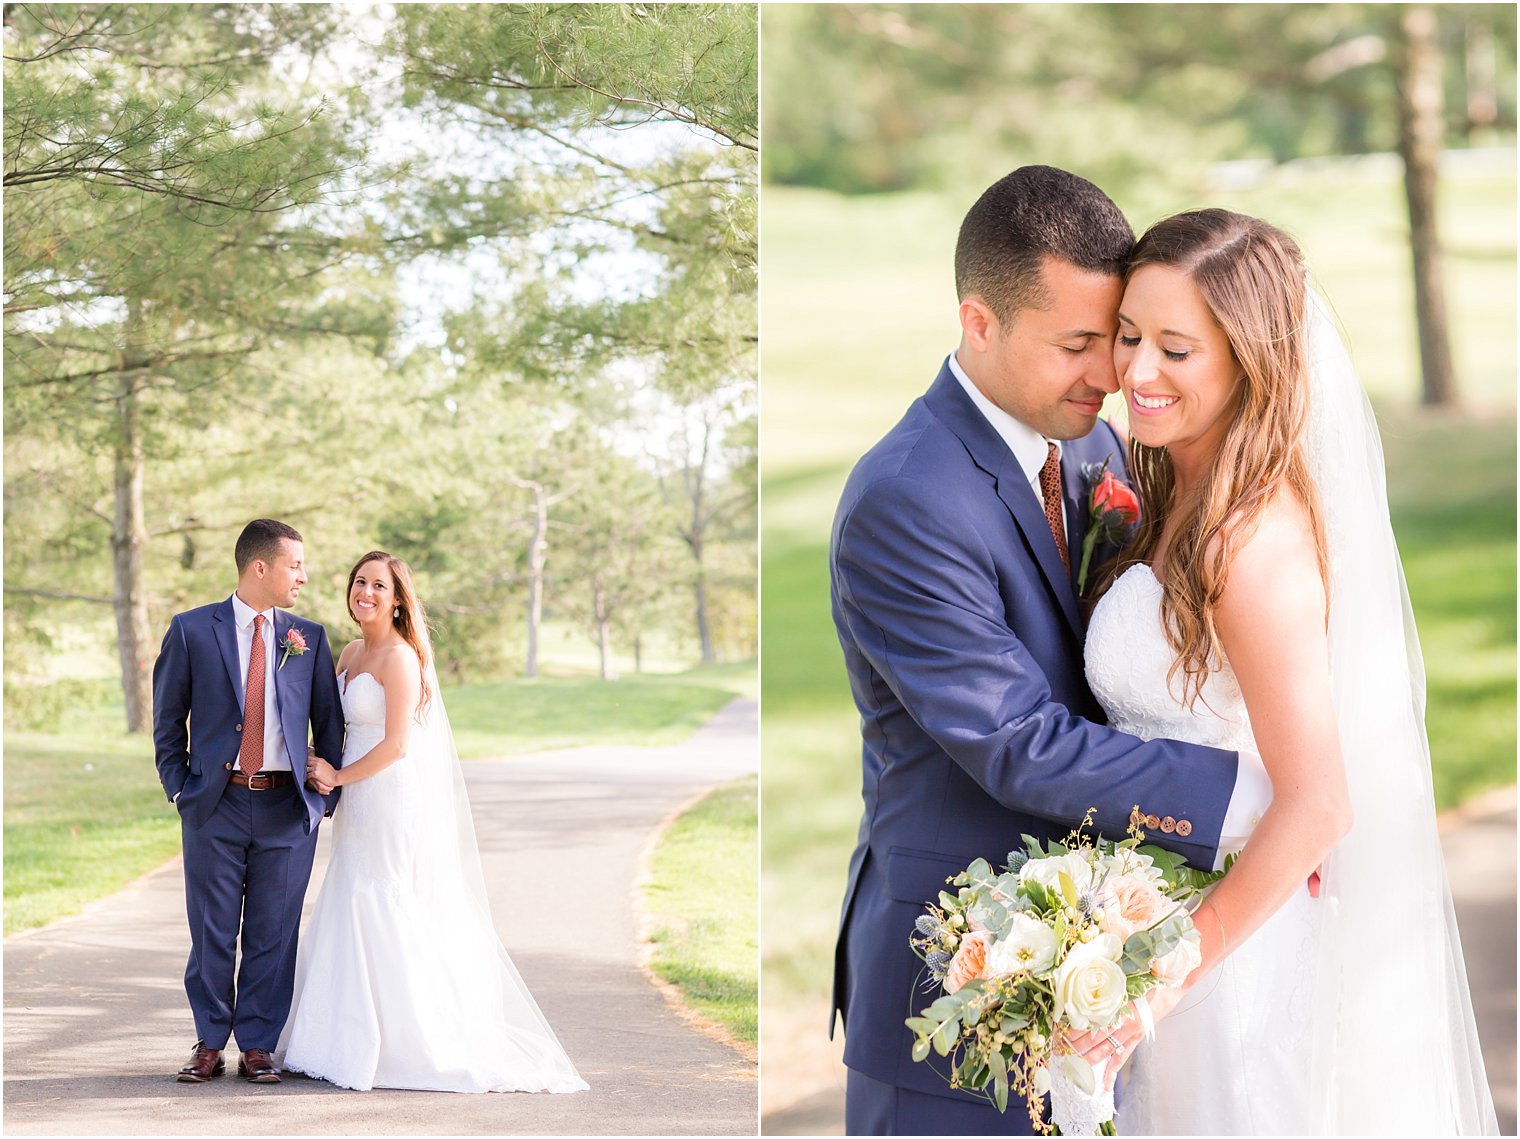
[1077,460,1140,596]
[278,628,308,670]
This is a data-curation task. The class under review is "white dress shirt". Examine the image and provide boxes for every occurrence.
[229,591,291,771]
[947,352,1065,533]
[946,351,1261,868]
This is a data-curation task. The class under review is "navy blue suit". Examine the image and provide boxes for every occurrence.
[152,598,344,1052]
[829,364,1240,1134]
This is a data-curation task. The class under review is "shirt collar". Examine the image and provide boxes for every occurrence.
[230,591,274,631]
[946,352,1060,484]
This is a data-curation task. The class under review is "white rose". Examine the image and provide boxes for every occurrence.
[1019,852,1093,897]
[1052,933,1128,1030]
[1150,935,1204,987]
[985,913,1060,977]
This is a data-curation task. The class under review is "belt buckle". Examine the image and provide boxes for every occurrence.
[246,772,273,791]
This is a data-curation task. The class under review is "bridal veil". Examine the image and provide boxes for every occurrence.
[1301,289,1497,1134]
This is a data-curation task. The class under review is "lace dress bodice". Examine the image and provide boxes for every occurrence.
[340,669,387,748]
[1085,564,1256,754]
[334,670,419,852]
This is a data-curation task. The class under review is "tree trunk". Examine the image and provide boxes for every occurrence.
[633,631,643,674]
[594,585,617,681]
[112,295,153,732]
[521,480,547,678]
[692,557,714,665]
[1396,4,1458,407]
[687,423,716,665]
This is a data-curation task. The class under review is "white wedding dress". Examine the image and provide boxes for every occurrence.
[1086,564,1319,1134]
[1076,291,1495,1135]
[276,669,588,1094]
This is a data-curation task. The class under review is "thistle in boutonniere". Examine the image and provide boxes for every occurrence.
[1076,460,1140,596]
[278,628,308,670]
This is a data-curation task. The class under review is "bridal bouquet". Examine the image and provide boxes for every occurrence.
[906,815,1222,1135]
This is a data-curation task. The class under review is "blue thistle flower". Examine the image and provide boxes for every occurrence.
[915,914,941,936]
[1007,850,1029,872]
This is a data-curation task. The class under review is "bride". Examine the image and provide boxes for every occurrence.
[1069,209,1495,1133]
[276,550,588,1094]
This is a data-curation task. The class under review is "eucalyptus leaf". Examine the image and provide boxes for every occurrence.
[988,1048,1008,1082]
[932,1020,956,1056]
[1062,1054,1098,1096]
[911,1037,931,1063]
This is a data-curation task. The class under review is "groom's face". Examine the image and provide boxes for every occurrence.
[968,257,1124,440]
[260,539,307,609]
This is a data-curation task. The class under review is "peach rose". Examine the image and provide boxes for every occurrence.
[1150,935,1204,986]
[944,929,996,993]
[1097,875,1172,943]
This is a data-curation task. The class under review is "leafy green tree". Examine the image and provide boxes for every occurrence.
[5,4,386,730]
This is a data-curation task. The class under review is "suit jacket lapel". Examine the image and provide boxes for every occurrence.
[212,599,244,707]
[924,366,1083,640]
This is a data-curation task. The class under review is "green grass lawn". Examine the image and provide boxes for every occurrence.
[760,160,1517,1089]
[641,776,758,1048]
[447,661,756,758]
[3,662,755,936]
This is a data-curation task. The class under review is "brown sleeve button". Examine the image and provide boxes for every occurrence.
[1175,819,1193,837]
[1160,816,1177,833]
[224,762,232,770]
[1144,814,1161,830]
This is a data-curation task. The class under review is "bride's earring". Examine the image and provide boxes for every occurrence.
[393,606,400,619]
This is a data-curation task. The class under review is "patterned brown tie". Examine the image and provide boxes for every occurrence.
[1039,442,1070,572]
[238,613,266,777]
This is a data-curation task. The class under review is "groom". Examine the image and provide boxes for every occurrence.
[829,167,1265,1134]
[152,518,344,1083]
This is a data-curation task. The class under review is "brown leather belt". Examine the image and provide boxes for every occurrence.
[228,770,294,791]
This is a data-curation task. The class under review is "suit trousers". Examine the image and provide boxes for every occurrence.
[180,780,318,1051]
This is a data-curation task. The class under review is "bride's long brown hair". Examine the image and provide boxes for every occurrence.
[346,550,433,720]
[1105,209,1329,708]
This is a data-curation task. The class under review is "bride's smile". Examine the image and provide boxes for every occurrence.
[1114,263,1245,473]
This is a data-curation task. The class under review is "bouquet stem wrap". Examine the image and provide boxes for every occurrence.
[1049,1056,1114,1136]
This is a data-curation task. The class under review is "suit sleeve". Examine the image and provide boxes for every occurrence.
[835,475,1237,869]
[151,616,191,803]
[308,625,345,815]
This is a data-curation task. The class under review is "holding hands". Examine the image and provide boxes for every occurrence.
[306,744,338,795]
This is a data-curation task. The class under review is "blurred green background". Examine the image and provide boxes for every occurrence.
[758,3,1516,1130]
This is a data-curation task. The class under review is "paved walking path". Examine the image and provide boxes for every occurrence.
[5,698,759,1136]
[762,787,1518,1136]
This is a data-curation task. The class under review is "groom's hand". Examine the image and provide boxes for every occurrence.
[306,753,338,795]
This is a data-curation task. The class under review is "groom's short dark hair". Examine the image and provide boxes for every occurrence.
[955,166,1134,323]
[235,518,302,573]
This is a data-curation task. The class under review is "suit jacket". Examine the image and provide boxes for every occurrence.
[828,362,1240,1103]
[152,598,345,833]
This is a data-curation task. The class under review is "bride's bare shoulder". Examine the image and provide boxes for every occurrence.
[1215,490,1325,625]
[374,642,423,687]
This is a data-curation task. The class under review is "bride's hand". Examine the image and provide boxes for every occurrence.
[1063,989,1184,1092]
[307,755,337,793]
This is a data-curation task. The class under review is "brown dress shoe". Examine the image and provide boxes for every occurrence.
[238,1048,281,1083]
[177,1040,225,1083]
